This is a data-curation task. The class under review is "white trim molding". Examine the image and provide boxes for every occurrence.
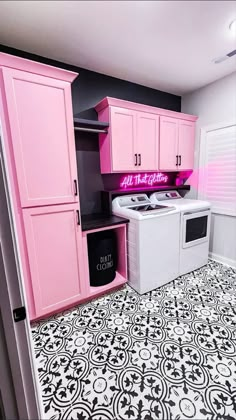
[0,122,42,419]
[209,253,236,270]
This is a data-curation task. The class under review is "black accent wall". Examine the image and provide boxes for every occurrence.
[0,44,181,214]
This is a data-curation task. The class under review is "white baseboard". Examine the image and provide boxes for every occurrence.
[209,252,236,269]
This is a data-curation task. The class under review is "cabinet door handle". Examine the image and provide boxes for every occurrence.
[134,154,138,166]
[138,154,141,166]
[77,210,80,225]
[74,179,78,196]
[179,155,181,166]
[176,155,178,166]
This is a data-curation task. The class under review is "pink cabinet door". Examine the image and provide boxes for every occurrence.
[159,116,179,170]
[23,204,83,319]
[2,68,78,208]
[178,120,195,170]
[110,107,136,171]
[136,112,159,171]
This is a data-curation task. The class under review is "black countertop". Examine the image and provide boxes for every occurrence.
[81,213,129,232]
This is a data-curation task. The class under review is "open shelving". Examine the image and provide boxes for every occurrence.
[81,223,128,299]
[73,117,109,134]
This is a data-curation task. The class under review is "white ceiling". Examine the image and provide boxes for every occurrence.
[0,1,235,95]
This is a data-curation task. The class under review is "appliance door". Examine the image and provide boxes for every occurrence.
[182,209,211,249]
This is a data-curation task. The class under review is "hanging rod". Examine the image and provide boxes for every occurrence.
[74,127,108,134]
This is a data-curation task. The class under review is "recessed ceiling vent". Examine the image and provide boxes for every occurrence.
[213,49,236,64]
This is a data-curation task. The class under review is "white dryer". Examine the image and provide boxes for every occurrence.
[112,194,180,294]
[150,191,211,276]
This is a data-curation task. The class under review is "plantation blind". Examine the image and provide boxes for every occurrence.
[199,124,236,216]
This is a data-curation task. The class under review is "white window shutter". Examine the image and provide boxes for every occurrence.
[199,124,236,216]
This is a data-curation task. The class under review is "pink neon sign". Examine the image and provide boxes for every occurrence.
[120,172,169,189]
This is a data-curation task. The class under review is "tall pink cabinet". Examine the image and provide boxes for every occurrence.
[2,68,79,207]
[0,53,84,320]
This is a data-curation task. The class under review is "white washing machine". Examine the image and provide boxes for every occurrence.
[112,194,180,294]
[150,191,211,276]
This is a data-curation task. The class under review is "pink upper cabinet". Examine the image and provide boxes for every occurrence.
[136,112,159,171]
[159,116,179,171]
[159,117,196,171]
[23,204,84,319]
[95,97,197,174]
[108,108,158,172]
[110,107,136,172]
[178,120,195,170]
[1,67,79,208]
[96,104,159,174]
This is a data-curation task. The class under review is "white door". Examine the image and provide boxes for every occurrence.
[0,127,41,419]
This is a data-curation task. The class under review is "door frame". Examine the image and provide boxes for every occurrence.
[0,123,42,419]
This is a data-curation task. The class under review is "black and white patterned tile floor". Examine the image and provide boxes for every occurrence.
[31,260,236,420]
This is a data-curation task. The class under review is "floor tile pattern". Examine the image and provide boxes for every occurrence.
[31,260,236,419]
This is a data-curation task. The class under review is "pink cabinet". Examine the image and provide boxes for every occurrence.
[159,116,179,171]
[23,204,83,318]
[136,112,158,171]
[97,104,159,173]
[1,67,78,208]
[178,120,195,170]
[0,53,82,320]
[159,116,195,171]
[110,107,136,171]
[96,97,197,174]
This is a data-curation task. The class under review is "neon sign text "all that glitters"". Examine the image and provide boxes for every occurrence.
[120,173,169,189]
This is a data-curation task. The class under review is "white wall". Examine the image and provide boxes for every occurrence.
[182,71,236,267]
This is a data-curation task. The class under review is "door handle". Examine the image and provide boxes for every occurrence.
[134,154,138,166]
[184,209,210,216]
[138,154,141,166]
[179,155,181,166]
[74,179,78,196]
[77,210,80,225]
[176,155,178,166]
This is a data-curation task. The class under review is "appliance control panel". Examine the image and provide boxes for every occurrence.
[154,191,181,201]
[115,194,150,207]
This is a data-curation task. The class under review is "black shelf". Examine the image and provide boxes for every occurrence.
[74,118,109,134]
[105,184,190,196]
[81,213,129,232]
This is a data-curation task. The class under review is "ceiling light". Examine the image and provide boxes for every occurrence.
[213,55,229,64]
[229,19,236,34]
[213,49,236,64]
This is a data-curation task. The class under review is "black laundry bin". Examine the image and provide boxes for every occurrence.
[87,230,117,287]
